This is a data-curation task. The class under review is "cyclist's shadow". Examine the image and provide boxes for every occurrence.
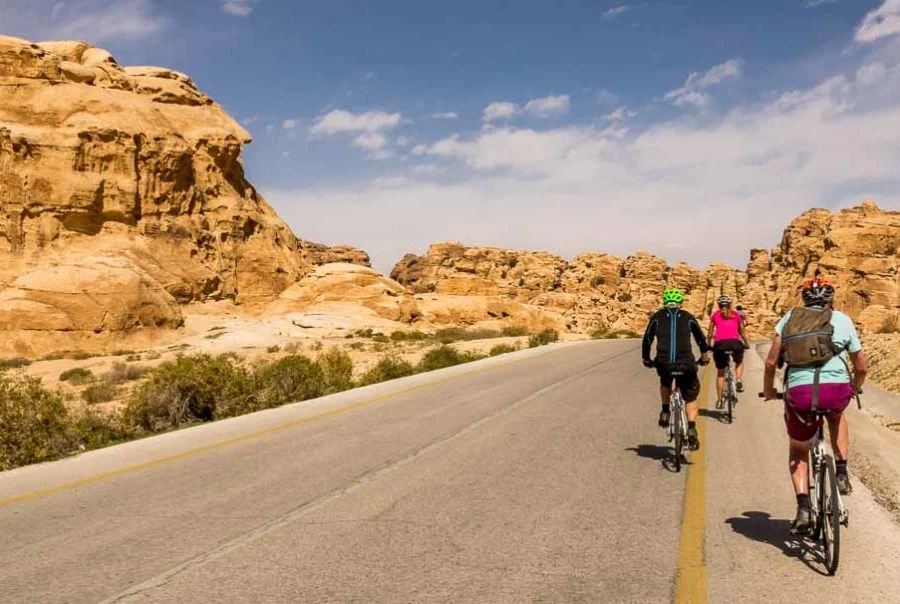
[725,511,829,575]
[625,444,691,473]
[698,408,729,424]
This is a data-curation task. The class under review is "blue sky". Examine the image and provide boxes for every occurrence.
[3,0,900,272]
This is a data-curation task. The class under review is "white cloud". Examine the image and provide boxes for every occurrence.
[269,56,900,272]
[281,151,291,159]
[265,124,275,133]
[51,1,66,21]
[603,106,636,122]
[805,0,837,7]
[857,62,889,85]
[482,102,520,122]
[310,109,403,136]
[396,136,410,147]
[45,0,168,44]
[242,115,262,126]
[856,0,900,43]
[412,144,428,156]
[664,59,743,107]
[596,89,619,107]
[432,112,460,120]
[222,0,259,17]
[412,164,445,175]
[603,4,632,19]
[282,119,298,130]
[523,94,571,118]
[353,132,388,152]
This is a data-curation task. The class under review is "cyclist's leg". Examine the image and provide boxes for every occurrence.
[680,371,701,449]
[712,344,727,402]
[657,367,672,427]
[785,391,819,531]
[819,383,854,493]
[733,345,746,391]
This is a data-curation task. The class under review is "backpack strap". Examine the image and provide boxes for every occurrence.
[810,367,821,414]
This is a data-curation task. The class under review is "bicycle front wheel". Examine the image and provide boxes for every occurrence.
[673,403,683,473]
[726,391,734,424]
[822,456,841,576]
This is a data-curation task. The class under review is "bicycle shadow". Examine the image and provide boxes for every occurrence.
[625,444,690,473]
[699,408,730,424]
[725,511,829,576]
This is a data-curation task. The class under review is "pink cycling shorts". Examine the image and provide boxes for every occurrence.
[783,383,854,442]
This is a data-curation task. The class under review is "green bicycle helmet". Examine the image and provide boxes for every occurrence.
[662,288,685,306]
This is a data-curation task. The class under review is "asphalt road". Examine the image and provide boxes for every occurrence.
[1,340,899,603]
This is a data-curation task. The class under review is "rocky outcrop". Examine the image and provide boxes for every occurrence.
[391,202,900,337]
[0,36,365,356]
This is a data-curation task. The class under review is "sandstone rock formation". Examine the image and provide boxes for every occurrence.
[269,263,567,334]
[392,202,900,338]
[0,36,365,356]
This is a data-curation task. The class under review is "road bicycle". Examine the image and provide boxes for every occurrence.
[722,351,737,423]
[761,391,856,576]
[665,359,709,472]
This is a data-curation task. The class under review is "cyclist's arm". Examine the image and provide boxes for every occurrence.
[642,319,658,363]
[850,350,868,391]
[738,318,749,347]
[763,336,781,399]
[707,320,716,348]
[690,319,711,356]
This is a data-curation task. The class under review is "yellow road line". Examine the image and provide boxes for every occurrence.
[0,344,575,508]
[674,367,713,604]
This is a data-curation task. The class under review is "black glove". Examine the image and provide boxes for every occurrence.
[642,359,654,369]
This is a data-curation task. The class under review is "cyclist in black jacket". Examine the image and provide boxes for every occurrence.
[642,288,710,450]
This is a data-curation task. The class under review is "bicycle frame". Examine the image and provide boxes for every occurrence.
[668,377,689,444]
[809,423,848,526]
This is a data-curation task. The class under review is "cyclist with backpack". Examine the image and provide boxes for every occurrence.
[642,288,711,450]
[762,277,868,533]
[708,294,750,408]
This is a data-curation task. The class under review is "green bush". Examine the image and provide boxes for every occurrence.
[355,328,374,338]
[0,372,73,470]
[72,409,129,451]
[489,344,518,356]
[123,355,253,433]
[319,348,354,393]
[360,356,416,386]
[0,358,32,371]
[111,350,135,357]
[126,354,142,362]
[81,381,119,404]
[253,355,326,408]
[107,362,147,384]
[372,334,391,344]
[500,326,529,337]
[69,352,94,361]
[267,345,281,353]
[435,327,503,344]
[592,329,641,340]
[417,346,483,372]
[41,353,66,361]
[59,367,95,385]
[528,329,560,348]
[390,330,429,342]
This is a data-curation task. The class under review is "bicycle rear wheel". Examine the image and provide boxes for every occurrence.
[821,456,841,575]
[726,390,734,424]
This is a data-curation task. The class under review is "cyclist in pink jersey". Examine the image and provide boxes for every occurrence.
[707,295,750,407]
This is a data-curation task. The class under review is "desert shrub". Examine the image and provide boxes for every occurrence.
[500,326,529,337]
[144,350,162,361]
[489,344,518,356]
[390,330,429,342]
[0,372,73,470]
[107,362,147,384]
[253,355,326,408]
[111,350,135,357]
[59,367,95,385]
[372,334,391,344]
[355,328,374,338]
[878,315,900,334]
[72,409,130,451]
[592,329,641,340]
[360,356,416,386]
[0,358,31,371]
[284,341,303,353]
[122,355,253,432]
[126,354,142,362]
[529,329,560,348]
[349,342,365,351]
[70,352,94,361]
[81,380,119,404]
[319,348,354,393]
[267,345,281,353]
[311,341,324,351]
[435,327,466,344]
[417,346,483,372]
[41,353,66,361]
[507,257,518,268]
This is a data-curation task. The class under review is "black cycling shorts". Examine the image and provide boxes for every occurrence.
[713,340,744,370]
[656,366,701,402]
